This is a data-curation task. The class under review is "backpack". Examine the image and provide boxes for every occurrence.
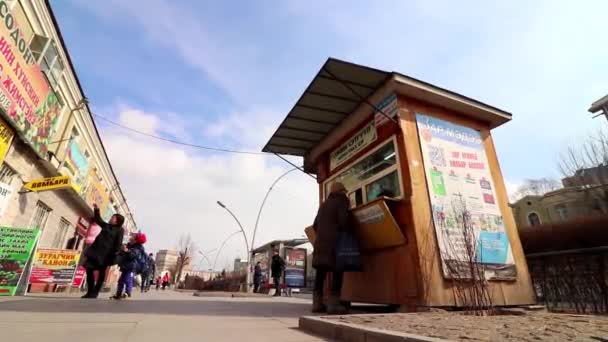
[134,246,148,274]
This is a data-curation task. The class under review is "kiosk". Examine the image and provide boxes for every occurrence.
[263,58,535,309]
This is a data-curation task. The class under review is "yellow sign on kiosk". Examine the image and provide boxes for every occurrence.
[24,176,72,192]
[352,198,405,250]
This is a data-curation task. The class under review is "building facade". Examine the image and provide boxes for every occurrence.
[0,0,137,290]
[155,249,178,276]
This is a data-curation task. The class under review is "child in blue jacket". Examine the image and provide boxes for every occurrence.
[111,233,147,300]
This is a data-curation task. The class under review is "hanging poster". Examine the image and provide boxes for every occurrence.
[84,169,109,213]
[29,249,80,284]
[0,0,62,158]
[0,227,40,296]
[283,248,306,288]
[416,113,516,280]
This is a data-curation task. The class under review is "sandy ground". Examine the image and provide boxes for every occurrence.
[332,312,608,341]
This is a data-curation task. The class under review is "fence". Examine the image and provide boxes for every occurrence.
[527,247,608,314]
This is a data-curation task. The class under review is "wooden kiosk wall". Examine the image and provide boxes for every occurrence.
[314,93,535,309]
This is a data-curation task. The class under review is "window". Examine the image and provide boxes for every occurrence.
[29,35,65,88]
[0,164,16,184]
[555,204,568,221]
[30,201,52,230]
[324,138,402,208]
[527,212,541,226]
[52,218,72,248]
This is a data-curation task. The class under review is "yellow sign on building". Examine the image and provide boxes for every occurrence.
[0,118,14,165]
[24,176,72,192]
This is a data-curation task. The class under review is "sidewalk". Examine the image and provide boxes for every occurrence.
[0,290,327,342]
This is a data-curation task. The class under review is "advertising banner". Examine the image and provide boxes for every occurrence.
[374,93,399,127]
[29,249,80,284]
[416,113,516,280]
[0,227,40,296]
[0,0,62,158]
[283,248,306,288]
[72,266,85,287]
[0,116,13,165]
[64,140,90,194]
[84,169,109,213]
[330,121,377,171]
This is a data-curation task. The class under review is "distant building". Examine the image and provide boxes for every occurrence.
[155,250,178,276]
[511,166,608,228]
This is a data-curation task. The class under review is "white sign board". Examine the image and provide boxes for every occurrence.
[330,121,377,171]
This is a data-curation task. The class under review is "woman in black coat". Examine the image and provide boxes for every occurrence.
[312,181,352,314]
[81,204,125,299]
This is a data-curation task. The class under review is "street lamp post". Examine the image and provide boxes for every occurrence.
[211,230,242,273]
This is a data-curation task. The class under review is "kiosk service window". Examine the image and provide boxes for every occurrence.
[324,137,403,208]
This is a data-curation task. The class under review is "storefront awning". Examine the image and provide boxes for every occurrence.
[262,58,512,161]
[262,58,390,157]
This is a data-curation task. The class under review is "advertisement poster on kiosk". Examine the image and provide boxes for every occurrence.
[416,113,516,280]
[283,248,306,288]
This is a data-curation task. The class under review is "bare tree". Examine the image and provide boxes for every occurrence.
[438,196,494,315]
[512,178,561,201]
[558,127,608,214]
[175,234,196,285]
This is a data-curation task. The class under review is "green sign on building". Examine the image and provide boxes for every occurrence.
[0,227,41,296]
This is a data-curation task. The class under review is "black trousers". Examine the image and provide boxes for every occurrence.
[85,267,107,296]
[314,268,343,295]
[273,276,281,295]
[253,282,260,293]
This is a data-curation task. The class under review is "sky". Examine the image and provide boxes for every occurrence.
[51,0,608,270]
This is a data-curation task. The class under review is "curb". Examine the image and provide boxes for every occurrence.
[299,315,452,342]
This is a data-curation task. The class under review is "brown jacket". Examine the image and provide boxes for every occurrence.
[312,192,352,270]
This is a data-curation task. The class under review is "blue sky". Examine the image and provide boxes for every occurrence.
[51,0,608,265]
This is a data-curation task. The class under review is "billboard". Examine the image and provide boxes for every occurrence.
[416,113,516,280]
[64,140,90,194]
[0,0,62,158]
[29,249,80,284]
[283,247,306,288]
[0,227,40,296]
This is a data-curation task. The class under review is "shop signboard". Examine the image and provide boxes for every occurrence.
[374,93,399,127]
[76,216,90,238]
[330,121,377,171]
[72,266,85,287]
[23,175,72,192]
[0,227,40,296]
[283,247,306,288]
[64,140,90,194]
[29,249,80,284]
[0,0,62,158]
[0,181,13,220]
[84,169,109,214]
[416,113,516,280]
[0,117,13,165]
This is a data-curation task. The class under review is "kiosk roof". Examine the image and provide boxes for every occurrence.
[262,58,512,158]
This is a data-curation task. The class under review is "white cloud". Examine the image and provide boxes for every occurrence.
[99,105,318,267]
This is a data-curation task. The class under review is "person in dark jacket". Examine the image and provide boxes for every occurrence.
[111,233,146,300]
[312,182,352,314]
[270,248,285,297]
[253,261,262,293]
[82,204,124,299]
[141,253,156,293]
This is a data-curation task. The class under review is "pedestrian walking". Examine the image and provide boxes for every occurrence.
[141,253,155,293]
[253,261,262,293]
[81,204,124,299]
[162,272,170,290]
[311,182,353,314]
[270,247,285,297]
[111,233,147,300]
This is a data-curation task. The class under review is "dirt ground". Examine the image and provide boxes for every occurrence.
[332,312,608,341]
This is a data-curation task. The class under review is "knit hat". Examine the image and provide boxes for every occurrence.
[135,233,147,244]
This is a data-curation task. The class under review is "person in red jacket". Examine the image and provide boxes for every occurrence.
[162,272,170,290]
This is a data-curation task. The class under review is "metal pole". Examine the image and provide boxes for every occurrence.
[217,202,251,292]
[212,231,241,272]
[251,167,299,256]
